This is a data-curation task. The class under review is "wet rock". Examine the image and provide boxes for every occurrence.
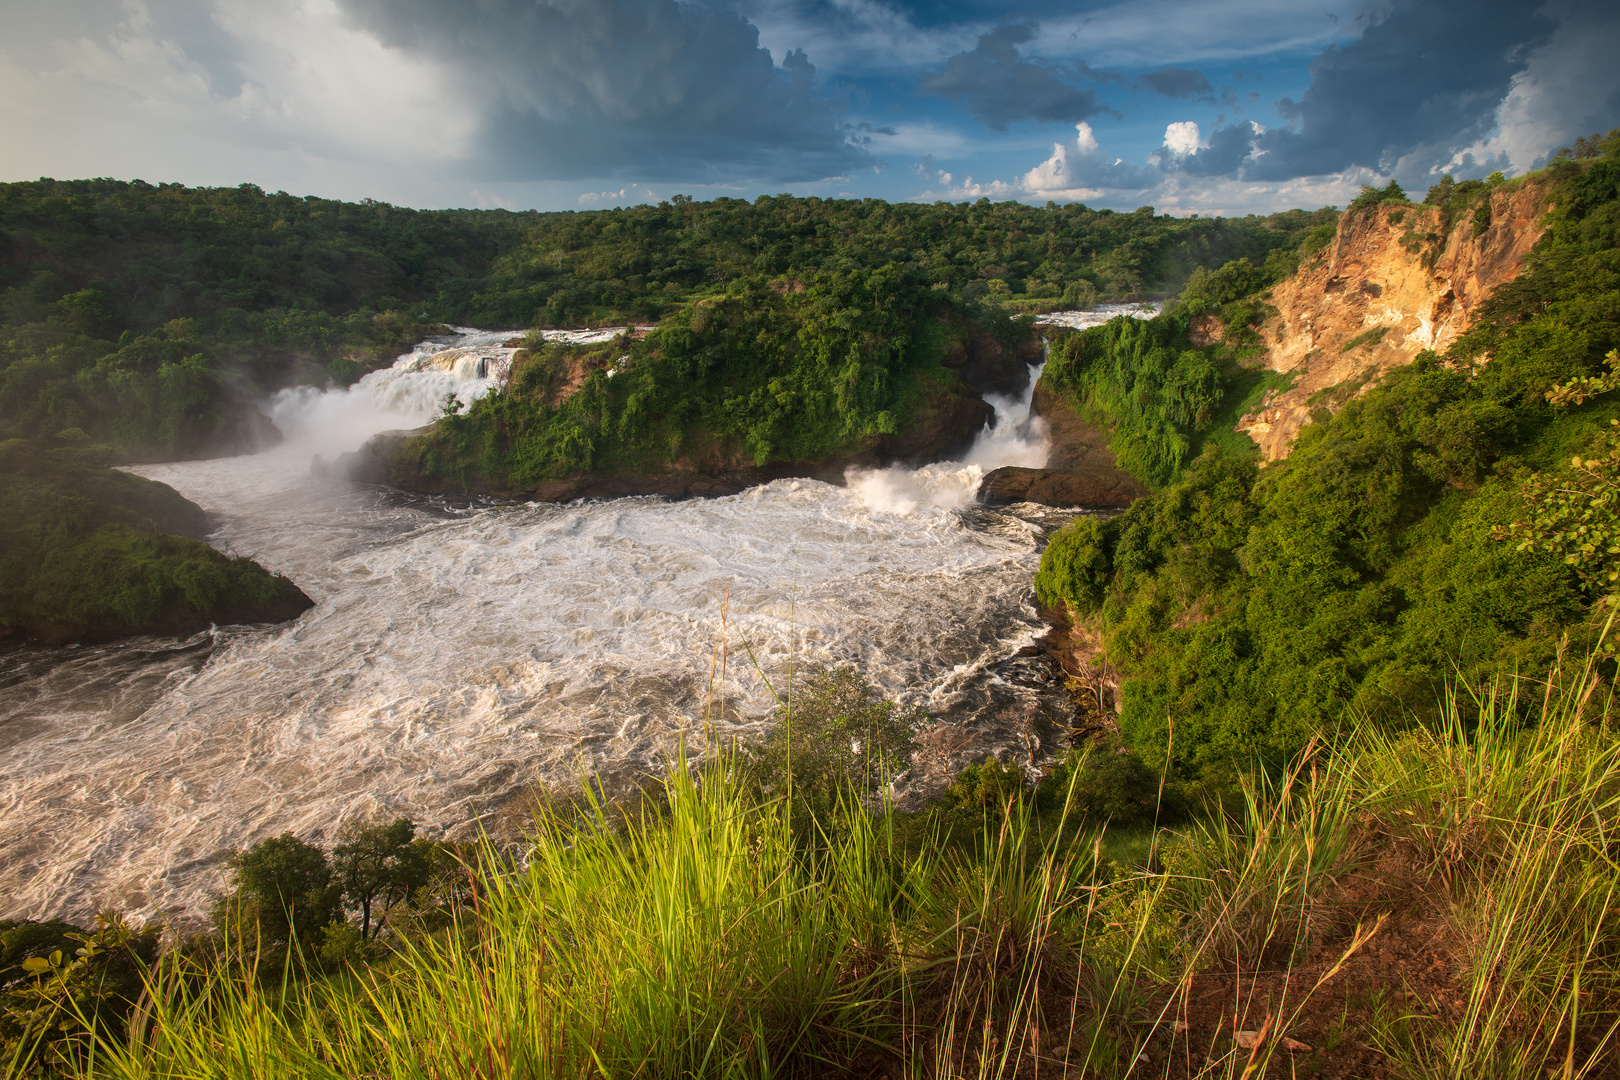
[975,383,1146,510]
[978,465,1141,508]
[940,315,1043,398]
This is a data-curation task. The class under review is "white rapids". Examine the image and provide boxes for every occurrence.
[1034,302,1160,331]
[0,323,1083,927]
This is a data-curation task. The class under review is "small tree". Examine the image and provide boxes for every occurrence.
[744,667,924,833]
[227,833,341,947]
[331,818,430,940]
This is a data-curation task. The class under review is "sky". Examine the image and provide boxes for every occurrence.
[1,0,1617,217]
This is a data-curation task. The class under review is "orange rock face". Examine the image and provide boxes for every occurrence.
[1238,179,1553,460]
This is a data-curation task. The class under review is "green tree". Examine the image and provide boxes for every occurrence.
[227,833,341,947]
[743,668,924,837]
[331,818,430,941]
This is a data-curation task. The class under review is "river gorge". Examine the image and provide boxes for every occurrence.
[1,312,1143,927]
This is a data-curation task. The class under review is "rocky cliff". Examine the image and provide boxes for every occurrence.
[340,370,999,501]
[1238,179,1553,460]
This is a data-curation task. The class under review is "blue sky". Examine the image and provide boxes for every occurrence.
[2,0,1616,215]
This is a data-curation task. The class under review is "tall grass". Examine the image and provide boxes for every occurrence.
[16,646,1620,1079]
[1350,657,1620,1077]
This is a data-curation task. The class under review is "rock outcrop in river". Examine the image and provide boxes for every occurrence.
[341,382,993,501]
[976,383,1147,509]
[337,317,1038,501]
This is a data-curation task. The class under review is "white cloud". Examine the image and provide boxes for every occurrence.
[1445,0,1620,176]
[0,0,479,199]
[1074,119,1100,155]
[1162,120,1203,157]
[919,117,1373,215]
[578,184,663,206]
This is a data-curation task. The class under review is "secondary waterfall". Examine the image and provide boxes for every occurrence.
[0,316,1128,926]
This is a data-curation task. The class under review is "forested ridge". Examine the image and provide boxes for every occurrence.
[0,178,1325,462]
[1035,133,1620,779]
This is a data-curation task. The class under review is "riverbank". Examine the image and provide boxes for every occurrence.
[0,435,312,647]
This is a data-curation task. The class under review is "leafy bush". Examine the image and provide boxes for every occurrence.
[1347,179,1409,215]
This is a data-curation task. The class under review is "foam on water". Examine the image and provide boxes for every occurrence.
[0,327,1073,925]
[1033,302,1161,330]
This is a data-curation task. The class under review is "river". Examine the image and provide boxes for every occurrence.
[0,310,1142,926]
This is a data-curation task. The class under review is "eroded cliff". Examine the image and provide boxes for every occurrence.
[1238,179,1553,459]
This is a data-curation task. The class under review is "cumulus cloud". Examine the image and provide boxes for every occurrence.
[915,116,1373,216]
[917,21,1106,131]
[1014,121,1153,200]
[1161,121,1202,157]
[1135,67,1214,102]
[1121,0,1599,187]
[1442,0,1620,176]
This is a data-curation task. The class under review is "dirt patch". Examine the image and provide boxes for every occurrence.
[1127,832,1474,1078]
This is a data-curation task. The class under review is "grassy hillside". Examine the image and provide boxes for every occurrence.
[7,654,1618,1078]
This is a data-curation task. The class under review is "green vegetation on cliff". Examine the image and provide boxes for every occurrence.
[1035,143,1620,776]
[414,270,998,487]
[1039,245,1319,488]
[408,200,1337,488]
[0,433,311,644]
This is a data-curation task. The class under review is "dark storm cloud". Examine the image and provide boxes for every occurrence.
[144,0,248,96]
[1135,67,1213,102]
[917,22,1106,131]
[335,0,868,184]
[1234,0,1558,180]
[1175,123,1259,177]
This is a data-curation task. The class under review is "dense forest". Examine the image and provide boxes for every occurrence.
[0,180,1324,461]
[1034,135,1620,779]
[0,432,311,644]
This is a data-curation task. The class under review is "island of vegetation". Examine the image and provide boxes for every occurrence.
[5,132,1620,1078]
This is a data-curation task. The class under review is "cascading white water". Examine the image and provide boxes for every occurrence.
[0,322,1081,927]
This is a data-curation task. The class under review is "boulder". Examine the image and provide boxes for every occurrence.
[976,383,1146,509]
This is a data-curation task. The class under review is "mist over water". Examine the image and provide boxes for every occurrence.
[1,320,1091,926]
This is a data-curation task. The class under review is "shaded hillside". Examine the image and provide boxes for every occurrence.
[0,434,312,645]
